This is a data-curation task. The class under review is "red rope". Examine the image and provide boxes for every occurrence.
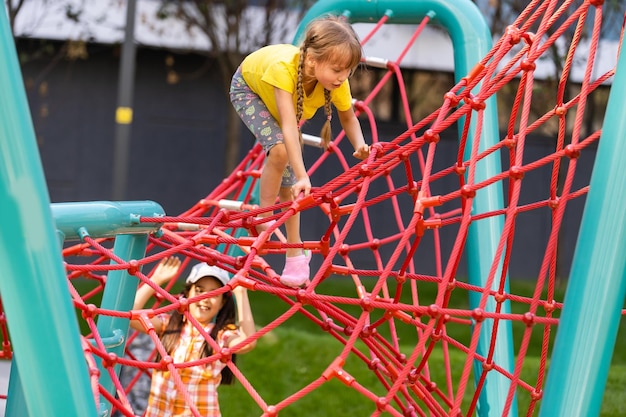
[4,1,616,415]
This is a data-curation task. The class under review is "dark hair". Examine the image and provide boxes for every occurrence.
[157,281,238,385]
[296,15,363,148]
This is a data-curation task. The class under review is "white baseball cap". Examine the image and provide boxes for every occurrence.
[185,263,231,286]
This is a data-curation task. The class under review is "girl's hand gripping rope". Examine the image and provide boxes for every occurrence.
[291,175,312,199]
[352,143,370,160]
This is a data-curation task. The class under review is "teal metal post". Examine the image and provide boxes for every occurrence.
[538,42,626,416]
[50,200,165,414]
[0,7,99,417]
[297,1,512,415]
[4,366,27,417]
[96,234,149,413]
[51,200,165,240]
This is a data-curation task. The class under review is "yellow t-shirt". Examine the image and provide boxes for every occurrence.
[240,44,353,123]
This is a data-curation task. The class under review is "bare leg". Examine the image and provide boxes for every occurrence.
[278,186,303,258]
[260,144,304,257]
[261,144,310,287]
[258,144,288,219]
[278,184,310,287]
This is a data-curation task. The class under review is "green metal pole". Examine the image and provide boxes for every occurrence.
[0,7,98,417]
[538,40,626,417]
[297,2,511,416]
[112,0,138,200]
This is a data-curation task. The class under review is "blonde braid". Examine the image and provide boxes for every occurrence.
[320,89,332,149]
[296,45,306,146]
[299,15,362,150]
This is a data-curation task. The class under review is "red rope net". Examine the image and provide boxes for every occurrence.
[2,0,623,416]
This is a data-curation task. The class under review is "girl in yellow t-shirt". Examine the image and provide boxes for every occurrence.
[230,15,370,287]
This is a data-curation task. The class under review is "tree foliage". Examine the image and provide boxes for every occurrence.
[154,0,316,174]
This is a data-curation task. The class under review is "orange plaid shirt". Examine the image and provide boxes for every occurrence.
[144,316,239,417]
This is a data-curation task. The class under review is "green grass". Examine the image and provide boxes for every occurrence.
[29,276,626,415]
[224,277,626,416]
[248,276,626,364]
[220,326,626,416]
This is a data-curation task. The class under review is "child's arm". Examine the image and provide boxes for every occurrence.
[338,107,370,160]
[274,87,311,197]
[225,286,257,354]
[129,256,181,333]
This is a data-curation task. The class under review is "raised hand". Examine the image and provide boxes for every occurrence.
[150,256,182,286]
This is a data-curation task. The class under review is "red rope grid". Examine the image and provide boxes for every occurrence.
[1,0,620,415]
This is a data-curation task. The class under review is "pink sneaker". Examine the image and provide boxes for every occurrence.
[280,250,312,288]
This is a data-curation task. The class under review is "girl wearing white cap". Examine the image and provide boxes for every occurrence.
[130,256,256,417]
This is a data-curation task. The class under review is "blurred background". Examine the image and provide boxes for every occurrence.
[3,2,626,416]
[5,0,625,278]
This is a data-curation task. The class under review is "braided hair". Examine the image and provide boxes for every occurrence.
[296,15,362,149]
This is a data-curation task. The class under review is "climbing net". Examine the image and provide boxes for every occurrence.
[3,0,623,416]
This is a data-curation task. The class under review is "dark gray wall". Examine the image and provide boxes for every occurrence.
[19,42,595,279]
[22,43,250,215]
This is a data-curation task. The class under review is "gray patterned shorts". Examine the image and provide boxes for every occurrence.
[229,67,296,187]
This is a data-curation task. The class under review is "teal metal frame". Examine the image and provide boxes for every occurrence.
[298,1,514,415]
[53,200,166,414]
[2,203,164,415]
[1,9,165,417]
[1,6,100,416]
[538,34,626,417]
[1,0,625,416]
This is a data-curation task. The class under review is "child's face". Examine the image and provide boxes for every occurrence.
[188,276,225,325]
[312,59,352,91]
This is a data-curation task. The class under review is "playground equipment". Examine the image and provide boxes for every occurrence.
[1,0,625,416]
